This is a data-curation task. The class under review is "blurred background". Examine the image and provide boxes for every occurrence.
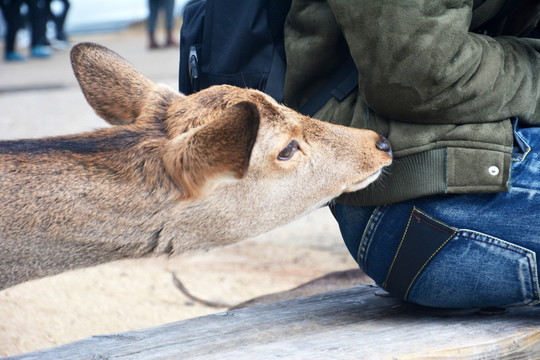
[0,0,189,38]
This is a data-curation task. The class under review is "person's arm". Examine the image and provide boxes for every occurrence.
[327,0,540,125]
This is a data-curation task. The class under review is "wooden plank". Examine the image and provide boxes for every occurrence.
[4,285,540,360]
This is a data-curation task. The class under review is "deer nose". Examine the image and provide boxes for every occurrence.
[376,136,392,158]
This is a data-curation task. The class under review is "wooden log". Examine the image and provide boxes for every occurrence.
[4,285,540,360]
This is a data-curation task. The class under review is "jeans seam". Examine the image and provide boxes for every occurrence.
[512,130,531,162]
[412,208,456,235]
[358,205,387,271]
[383,210,414,289]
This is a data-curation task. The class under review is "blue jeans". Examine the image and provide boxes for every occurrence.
[334,124,540,308]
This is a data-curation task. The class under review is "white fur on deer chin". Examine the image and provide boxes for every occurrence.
[343,169,383,193]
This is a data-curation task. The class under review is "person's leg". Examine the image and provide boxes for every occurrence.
[334,124,540,308]
[147,0,159,48]
[28,0,51,57]
[47,0,69,42]
[164,0,177,46]
[54,0,69,41]
[3,0,26,60]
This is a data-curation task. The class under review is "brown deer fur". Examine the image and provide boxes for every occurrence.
[0,43,392,290]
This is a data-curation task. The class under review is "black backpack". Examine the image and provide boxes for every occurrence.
[179,0,291,102]
[179,0,358,116]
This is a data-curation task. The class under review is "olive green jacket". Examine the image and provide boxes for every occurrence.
[283,0,540,205]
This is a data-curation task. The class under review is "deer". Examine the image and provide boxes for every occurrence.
[0,43,392,290]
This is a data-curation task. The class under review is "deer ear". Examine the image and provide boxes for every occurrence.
[164,101,260,199]
[71,42,179,125]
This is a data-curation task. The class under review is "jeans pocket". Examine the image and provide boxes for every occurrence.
[400,209,540,308]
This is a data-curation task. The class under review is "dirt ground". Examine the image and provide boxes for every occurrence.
[0,25,358,356]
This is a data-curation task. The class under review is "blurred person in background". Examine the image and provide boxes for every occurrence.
[28,0,51,58]
[1,0,51,61]
[1,0,25,61]
[45,0,70,49]
[147,0,177,49]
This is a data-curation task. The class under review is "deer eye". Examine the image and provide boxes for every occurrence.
[277,140,299,161]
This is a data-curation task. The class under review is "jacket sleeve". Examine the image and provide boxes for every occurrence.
[326,0,540,125]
